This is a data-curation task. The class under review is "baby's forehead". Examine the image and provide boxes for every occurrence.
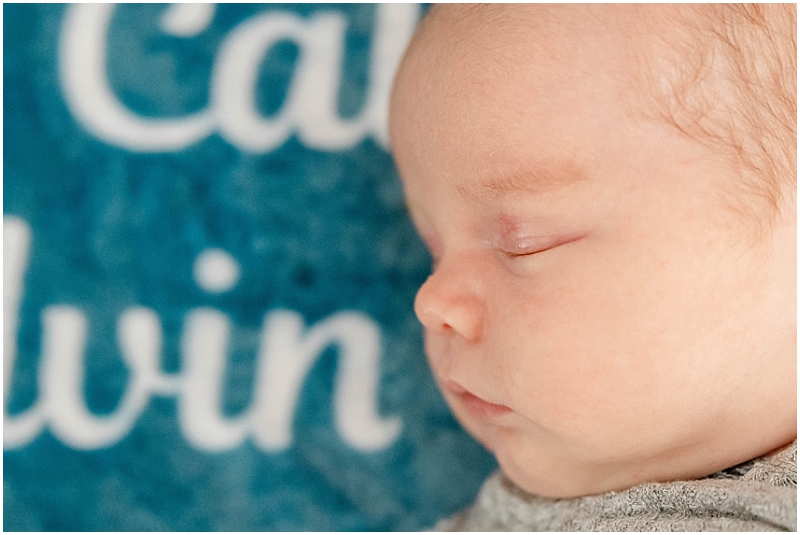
[418,5,568,62]
[421,5,640,48]
[399,4,796,231]
[397,6,645,119]
[408,5,659,96]
[415,5,716,73]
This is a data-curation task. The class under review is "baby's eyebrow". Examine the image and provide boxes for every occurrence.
[456,161,589,199]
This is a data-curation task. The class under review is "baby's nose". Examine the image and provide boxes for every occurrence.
[413,259,484,342]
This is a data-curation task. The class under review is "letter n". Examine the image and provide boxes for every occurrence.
[250,310,401,451]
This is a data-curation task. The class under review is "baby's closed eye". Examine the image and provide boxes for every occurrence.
[492,233,587,276]
[492,233,582,258]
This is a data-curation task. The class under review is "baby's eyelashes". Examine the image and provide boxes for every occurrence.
[498,249,542,261]
[490,235,560,258]
[491,233,587,272]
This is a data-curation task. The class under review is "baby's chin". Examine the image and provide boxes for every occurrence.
[486,428,707,498]
[442,384,791,498]
[491,430,794,499]
[443,402,626,497]
[489,435,608,498]
[496,452,639,499]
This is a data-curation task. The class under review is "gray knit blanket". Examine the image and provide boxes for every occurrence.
[435,442,796,531]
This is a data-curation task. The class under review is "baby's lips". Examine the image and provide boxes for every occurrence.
[441,379,468,396]
[442,380,513,419]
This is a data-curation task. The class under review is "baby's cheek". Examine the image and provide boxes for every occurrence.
[497,281,635,398]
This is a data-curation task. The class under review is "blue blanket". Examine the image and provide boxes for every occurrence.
[3,4,496,530]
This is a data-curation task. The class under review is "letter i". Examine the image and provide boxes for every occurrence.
[179,248,248,451]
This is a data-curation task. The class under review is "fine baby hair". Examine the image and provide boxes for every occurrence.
[637,4,796,226]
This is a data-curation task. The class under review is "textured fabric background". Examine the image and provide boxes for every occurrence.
[3,4,496,531]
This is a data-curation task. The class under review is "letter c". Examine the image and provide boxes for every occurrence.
[59,4,215,152]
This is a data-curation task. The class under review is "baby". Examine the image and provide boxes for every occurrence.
[389,4,796,530]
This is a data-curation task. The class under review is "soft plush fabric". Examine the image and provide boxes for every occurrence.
[436,442,797,531]
[3,4,498,531]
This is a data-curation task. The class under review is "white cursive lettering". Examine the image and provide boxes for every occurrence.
[4,218,401,452]
[59,4,418,153]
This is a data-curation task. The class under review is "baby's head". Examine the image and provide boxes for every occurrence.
[389,4,795,498]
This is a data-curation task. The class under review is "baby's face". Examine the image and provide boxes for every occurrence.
[390,5,795,497]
